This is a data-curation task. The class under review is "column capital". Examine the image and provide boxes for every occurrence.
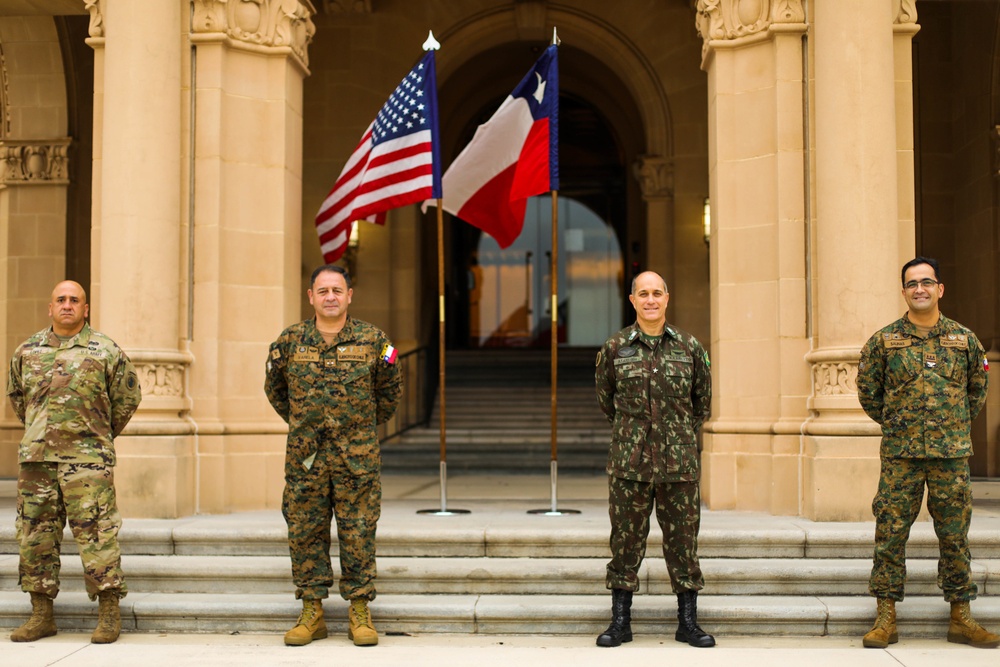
[632,155,673,200]
[84,0,105,38]
[893,0,917,25]
[191,0,317,70]
[0,139,71,185]
[694,0,805,43]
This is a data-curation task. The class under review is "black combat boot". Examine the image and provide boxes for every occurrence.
[596,588,633,647]
[675,589,715,647]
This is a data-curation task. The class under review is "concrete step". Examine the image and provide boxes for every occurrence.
[1,591,998,637]
[3,554,997,597]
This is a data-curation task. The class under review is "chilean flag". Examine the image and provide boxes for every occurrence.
[430,45,558,247]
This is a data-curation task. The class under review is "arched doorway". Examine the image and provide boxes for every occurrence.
[461,194,623,348]
[444,88,632,349]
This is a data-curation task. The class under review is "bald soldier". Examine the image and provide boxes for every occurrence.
[594,271,715,648]
[7,281,141,644]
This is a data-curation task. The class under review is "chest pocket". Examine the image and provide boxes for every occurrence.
[660,355,693,398]
[883,340,920,387]
[929,343,964,384]
[67,357,105,392]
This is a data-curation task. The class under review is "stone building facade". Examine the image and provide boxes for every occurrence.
[0,0,996,520]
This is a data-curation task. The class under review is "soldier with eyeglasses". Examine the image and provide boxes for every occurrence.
[856,256,998,650]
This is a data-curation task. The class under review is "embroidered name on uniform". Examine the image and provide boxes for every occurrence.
[292,346,319,362]
[940,334,968,349]
[883,333,911,349]
[337,345,367,363]
[614,357,640,366]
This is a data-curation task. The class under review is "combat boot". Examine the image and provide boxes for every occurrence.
[596,588,633,647]
[348,597,378,646]
[10,592,57,642]
[675,589,715,647]
[862,598,898,648]
[91,590,121,644]
[284,599,327,646]
[947,601,1000,649]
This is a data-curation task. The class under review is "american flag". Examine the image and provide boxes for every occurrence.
[315,51,442,262]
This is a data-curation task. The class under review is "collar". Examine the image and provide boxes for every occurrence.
[45,322,92,348]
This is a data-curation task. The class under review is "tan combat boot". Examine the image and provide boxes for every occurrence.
[947,601,1000,649]
[862,598,898,648]
[284,599,327,646]
[91,590,121,644]
[10,592,57,642]
[348,597,378,646]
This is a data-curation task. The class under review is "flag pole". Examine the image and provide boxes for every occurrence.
[528,190,579,516]
[418,30,468,516]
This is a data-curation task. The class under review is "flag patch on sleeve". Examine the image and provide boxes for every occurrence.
[985,359,990,372]
[381,344,398,365]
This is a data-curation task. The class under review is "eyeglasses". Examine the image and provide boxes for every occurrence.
[903,279,939,291]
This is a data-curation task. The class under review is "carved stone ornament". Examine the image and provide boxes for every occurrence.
[1,140,70,185]
[192,0,317,67]
[695,0,804,51]
[322,0,372,12]
[893,0,917,25]
[632,156,673,200]
[813,361,859,397]
[134,361,186,398]
[84,0,105,39]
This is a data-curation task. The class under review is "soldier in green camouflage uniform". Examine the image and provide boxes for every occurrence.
[594,271,715,649]
[7,280,141,644]
[857,257,998,649]
[265,265,401,647]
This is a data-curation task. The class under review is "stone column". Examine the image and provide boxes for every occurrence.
[188,0,315,513]
[801,0,918,519]
[87,0,194,517]
[696,0,810,516]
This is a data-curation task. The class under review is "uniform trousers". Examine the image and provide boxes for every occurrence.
[282,445,381,601]
[869,456,976,602]
[606,474,704,594]
[17,461,126,600]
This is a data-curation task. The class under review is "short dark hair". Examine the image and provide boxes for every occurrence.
[900,256,939,286]
[311,264,352,289]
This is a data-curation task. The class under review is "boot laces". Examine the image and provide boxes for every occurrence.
[351,600,372,627]
[299,601,319,625]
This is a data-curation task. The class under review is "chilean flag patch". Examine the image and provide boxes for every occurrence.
[985,359,990,372]
[381,344,398,365]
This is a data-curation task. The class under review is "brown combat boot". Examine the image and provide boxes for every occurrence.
[348,597,378,646]
[10,592,57,642]
[284,599,327,646]
[947,601,1000,648]
[91,590,121,644]
[862,598,898,648]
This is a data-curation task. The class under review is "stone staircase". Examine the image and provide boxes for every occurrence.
[1,497,999,637]
[384,348,611,474]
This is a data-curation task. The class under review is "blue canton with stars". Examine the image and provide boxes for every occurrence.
[370,50,441,197]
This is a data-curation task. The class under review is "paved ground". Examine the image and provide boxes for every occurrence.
[3,632,999,667]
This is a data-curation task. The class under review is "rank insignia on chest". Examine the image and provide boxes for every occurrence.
[883,332,911,348]
[337,345,367,363]
[271,348,281,360]
[293,346,320,362]
[324,359,337,368]
[940,334,968,349]
[924,352,937,368]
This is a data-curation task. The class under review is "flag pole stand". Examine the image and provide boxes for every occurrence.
[419,198,469,516]
[529,190,579,516]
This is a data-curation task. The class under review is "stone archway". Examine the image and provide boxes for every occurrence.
[0,14,75,478]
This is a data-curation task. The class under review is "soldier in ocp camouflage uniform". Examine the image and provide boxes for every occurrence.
[593,271,715,649]
[265,265,401,648]
[857,257,998,650]
[7,280,141,645]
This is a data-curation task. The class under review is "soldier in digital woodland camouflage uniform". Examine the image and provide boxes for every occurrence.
[594,271,715,649]
[265,265,401,647]
[6,280,141,645]
[857,257,999,650]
